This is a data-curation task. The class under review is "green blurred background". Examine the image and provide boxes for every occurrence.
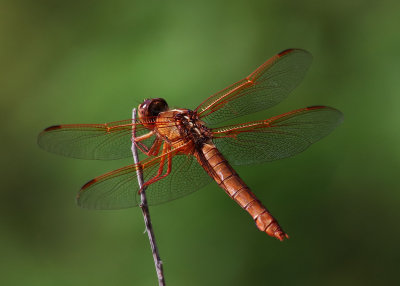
[1,0,399,285]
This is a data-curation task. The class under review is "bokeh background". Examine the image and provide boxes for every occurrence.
[1,0,399,285]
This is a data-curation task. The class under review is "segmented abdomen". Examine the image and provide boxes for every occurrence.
[196,142,288,241]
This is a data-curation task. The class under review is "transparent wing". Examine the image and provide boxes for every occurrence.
[77,148,212,209]
[195,49,312,126]
[212,106,343,165]
[144,153,212,206]
[37,117,172,160]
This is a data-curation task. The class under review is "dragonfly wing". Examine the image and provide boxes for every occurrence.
[143,153,212,206]
[77,164,143,209]
[37,118,168,160]
[77,148,212,209]
[212,106,343,165]
[195,49,312,126]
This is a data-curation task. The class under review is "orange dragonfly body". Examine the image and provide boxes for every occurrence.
[38,49,343,241]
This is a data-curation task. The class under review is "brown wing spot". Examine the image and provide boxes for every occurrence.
[44,125,62,132]
[306,105,327,110]
[81,178,97,190]
[278,48,295,57]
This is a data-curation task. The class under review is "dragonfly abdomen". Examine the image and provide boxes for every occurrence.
[197,143,289,241]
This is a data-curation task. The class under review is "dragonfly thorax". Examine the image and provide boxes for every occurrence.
[174,110,212,146]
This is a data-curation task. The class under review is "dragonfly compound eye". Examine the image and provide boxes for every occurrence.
[148,98,169,117]
[139,98,169,118]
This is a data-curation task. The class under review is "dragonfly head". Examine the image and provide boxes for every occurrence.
[138,98,169,128]
[139,98,169,117]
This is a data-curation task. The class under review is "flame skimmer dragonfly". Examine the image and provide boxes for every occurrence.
[38,49,342,241]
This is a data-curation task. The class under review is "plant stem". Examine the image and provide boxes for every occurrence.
[131,108,166,286]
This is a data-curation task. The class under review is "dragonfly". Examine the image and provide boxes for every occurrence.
[38,49,343,241]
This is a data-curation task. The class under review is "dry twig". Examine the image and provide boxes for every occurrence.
[131,108,166,286]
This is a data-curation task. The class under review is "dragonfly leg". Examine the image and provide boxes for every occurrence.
[136,137,162,156]
[139,143,172,193]
[147,138,163,156]
[132,131,162,156]
[132,131,153,153]
[133,130,154,142]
